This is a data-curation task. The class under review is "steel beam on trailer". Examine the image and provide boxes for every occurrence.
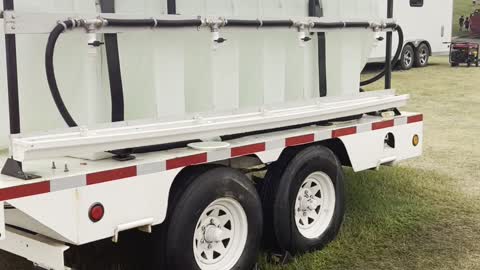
[385,0,394,89]
[3,0,20,134]
[167,0,176,14]
[100,0,125,122]
[10,90,409,162]
[309,0,327,97]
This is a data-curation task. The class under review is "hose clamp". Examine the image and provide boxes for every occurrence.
[57,21,68,31]
[257,19,263,29]
[152,17,158,28]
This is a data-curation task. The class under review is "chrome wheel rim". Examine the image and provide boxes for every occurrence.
[404,50,413,67]
[419,48,428,65]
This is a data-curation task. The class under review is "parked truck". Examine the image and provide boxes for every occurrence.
[0,0,423,269]
[369,0,453,70]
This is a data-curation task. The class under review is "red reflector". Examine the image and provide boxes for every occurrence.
[407,114,423,124]
[89,203,105,223]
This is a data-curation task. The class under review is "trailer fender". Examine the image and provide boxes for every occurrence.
[337,120,423,172]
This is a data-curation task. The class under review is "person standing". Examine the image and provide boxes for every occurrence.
[465,17,471,31]
[460,15,465,31]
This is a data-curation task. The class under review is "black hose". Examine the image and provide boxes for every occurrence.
[105,18,203,28]
[262,20,294,27]
[45,20,78,127]
[45,17,402,128]
[226,19,262,27]
[360,25,404,87]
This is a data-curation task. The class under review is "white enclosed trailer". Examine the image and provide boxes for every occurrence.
[368,0,453,70]
[0,0,423,269]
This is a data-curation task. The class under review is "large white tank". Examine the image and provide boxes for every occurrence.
[0,0,385,149]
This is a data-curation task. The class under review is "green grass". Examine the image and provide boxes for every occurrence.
[261,56,480,270]
[261,168,480,270]
[453,0,479,37]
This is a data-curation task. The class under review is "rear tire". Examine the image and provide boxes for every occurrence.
[414,43,430,67]
[400,44,415,70]
[156,167,263,270]
[261,145,345,255]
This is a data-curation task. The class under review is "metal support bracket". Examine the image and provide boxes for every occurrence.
[1,158,40,180]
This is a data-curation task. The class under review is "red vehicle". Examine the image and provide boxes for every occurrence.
[471,10,480,36]
[449,42,479,67]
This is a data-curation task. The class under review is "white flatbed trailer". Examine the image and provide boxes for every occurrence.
[0,0,423,269]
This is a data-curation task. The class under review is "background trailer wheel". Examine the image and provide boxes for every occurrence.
[155,167,263,270]
[261,145,345,255]
[415,43,430,67]
[400,44,415,70]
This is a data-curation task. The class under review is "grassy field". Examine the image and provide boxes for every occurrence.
[259,56,480,270]
[1,57,479,269]
[453,0,480,37]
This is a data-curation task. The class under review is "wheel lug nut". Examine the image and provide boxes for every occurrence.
[208,244,212,249]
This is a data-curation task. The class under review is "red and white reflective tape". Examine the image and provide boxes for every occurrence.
[0,114,423,202]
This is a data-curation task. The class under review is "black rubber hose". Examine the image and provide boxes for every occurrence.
[105,18,203,28]
[45,20,78,127]
[262,20,295,27]
[227,19,262,27]
[106,18,156,27]
[314,21,371,29]
[360,25,404,86]
[156,19,203,27]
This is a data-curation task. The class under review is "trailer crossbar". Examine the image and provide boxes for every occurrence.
[9,90,408,162]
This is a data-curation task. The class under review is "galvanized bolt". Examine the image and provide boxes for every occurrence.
[303,212,307,217]
[208,244,212,249]
[202,226,206,231]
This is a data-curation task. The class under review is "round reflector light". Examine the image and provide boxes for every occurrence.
[412,135,420,147]
[89,203,105,223]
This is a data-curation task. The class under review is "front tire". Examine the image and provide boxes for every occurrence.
[400,44,415,70]
[159,167,263,270]
[414,43,430,67]
[261,145,345,255]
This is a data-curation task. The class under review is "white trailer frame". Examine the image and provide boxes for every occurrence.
[0,6,424,270]
[0,110,423,269]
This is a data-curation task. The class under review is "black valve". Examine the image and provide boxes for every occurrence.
[88,40,105,47]
[302,36,312,42]
[214,37,227,44]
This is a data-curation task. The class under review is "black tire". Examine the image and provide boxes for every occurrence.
[155,167,263,270]
[414,43,430,67]
[400,44,415,70]
[451,62,459,67]
[261,145,345,255]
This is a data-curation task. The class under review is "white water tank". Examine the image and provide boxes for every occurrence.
[0,0,385,149]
